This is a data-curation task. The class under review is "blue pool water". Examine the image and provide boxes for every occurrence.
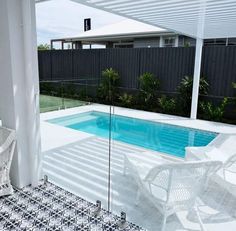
[48,111,217,158]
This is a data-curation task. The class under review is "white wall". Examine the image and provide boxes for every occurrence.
[134,37,160,48]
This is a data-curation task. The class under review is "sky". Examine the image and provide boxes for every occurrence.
[36,0,125,45]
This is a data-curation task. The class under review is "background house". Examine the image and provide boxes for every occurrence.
[50,19,196,49]
[51,19,236,49]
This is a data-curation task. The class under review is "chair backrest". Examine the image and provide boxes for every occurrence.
[210,134,236,157]
[0,127,16,169]
[224,153,236,169]
[0,127,15,152]
[144,160,222,208]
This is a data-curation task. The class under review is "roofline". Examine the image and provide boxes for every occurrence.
[54,31,177,43]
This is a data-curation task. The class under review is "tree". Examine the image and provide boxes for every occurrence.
[38,44,50,50]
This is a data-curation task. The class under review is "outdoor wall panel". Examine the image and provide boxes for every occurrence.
[51,50,73,80]
[38,51,51,80]
[38,46,236,98]
[99,49,140,89]
[201,46,236,97]
[73,49,100,80]
[139,47,195,92]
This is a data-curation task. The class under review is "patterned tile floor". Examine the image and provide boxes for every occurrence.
[0,181,145,231]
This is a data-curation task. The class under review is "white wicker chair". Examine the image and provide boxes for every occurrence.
[185,134,236,197]
[209,153,236,197]
[223,153,236,179]
[185,134,236,163]
[124,155,222,231]
[0,127,16,197]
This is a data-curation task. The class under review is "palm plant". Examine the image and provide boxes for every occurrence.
[97,68,120,103]
[138,72,160,106]
[119,93,133,107]
[177,76,209,115]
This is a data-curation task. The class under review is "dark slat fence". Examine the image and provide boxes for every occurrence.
[38,47,236,98]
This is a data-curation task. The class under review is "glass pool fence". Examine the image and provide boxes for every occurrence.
[39,78,100,113]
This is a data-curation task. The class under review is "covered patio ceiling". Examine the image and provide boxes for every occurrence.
[72,0,236,39]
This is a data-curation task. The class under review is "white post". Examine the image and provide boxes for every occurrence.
[159,36,164,47]
[190,38,203,119]
[175,35,179,47]
[0,0,41,188]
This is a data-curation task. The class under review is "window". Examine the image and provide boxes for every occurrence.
[204,38,227,46]
[228,38,236,46]
[163,37,176,47]
[215,39,227,45]
[179,36,196,47]
[113,42,133,48]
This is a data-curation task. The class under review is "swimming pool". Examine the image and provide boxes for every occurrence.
[48,111,217,158]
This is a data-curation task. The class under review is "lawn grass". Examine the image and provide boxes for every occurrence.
[40,95,88,113]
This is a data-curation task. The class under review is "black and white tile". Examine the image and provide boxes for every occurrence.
[0,181,145,231]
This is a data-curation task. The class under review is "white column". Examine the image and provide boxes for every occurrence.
[190,38,203,119]
[159,36,164,47]
[175,35,179,47]
[0,0,41,188]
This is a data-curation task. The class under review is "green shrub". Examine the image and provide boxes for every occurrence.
[77,88,87,100]
[62,83,77,98]
[38,43,50,50]
[119,93,133,107]
[97,68,119,103]
[138,72,160,106]
[232,82,236,112]
[199,98,228,122]
[40,82,56,95]
[158,95,176,114]
[233,82,236,102]
[184,42,191,47]
[177,76,209,115]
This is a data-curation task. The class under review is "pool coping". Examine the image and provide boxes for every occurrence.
[41,103,236,134]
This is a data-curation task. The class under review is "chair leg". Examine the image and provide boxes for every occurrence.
[161,213,167,231]
[194,206,207,231]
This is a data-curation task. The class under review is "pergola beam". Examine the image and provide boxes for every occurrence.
[190,38,203,119]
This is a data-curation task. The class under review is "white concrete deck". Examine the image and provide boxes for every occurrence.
[40,104,236,231]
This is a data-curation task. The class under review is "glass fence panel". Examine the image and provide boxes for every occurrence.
[39,79,100,113]
[40,81,62,112]
[39,80,114,229]
[40,94,64,112]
